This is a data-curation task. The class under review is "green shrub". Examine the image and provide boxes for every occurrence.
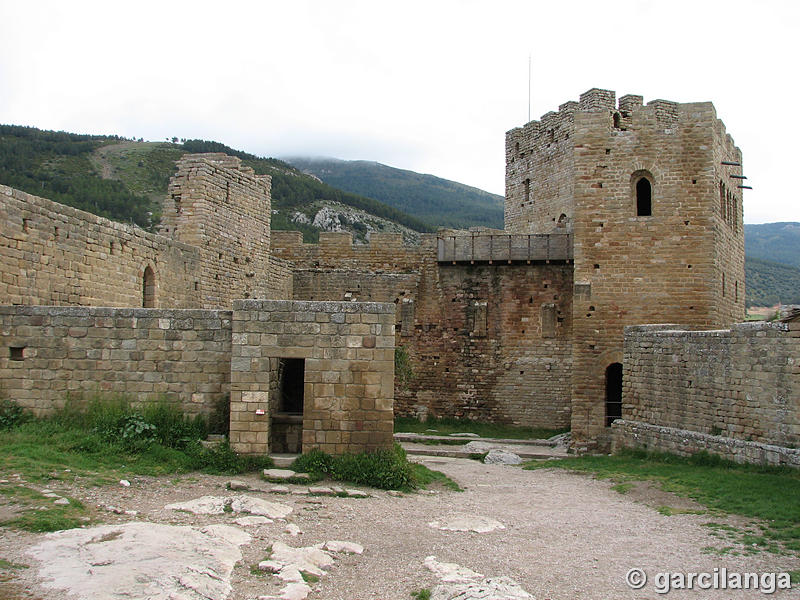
[291,448,334,477]
[188,441,274,474]
[0,399,31,430]
[292,443,416,490]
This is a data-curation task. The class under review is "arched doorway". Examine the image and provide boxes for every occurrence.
[142,265,155,308]
[605,362,622,426]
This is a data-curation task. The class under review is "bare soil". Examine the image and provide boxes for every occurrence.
[1,456,798,599]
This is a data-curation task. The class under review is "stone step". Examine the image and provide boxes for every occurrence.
[393,432,559,447]
[269,453,299,468]
[399,441,569,461]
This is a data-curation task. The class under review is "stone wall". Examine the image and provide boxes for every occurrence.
[0,154,291,311]
[400,263,574,427]
[0,305,232,416]
[160,154,284,307]
[614,322,800,464]
[0,185,199,308]
[228,300,395,456]
[273,231,574,428]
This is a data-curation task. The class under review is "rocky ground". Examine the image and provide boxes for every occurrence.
[1,456,798,599]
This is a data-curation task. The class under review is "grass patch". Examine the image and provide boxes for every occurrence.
[0,485,89,532]
[301,572,320,583]
[525,448,800,552]
[395,416,566,440]
[411,589,431,600]
[611,482,634,494]
[0,396,272,485]
[410,464,463,492]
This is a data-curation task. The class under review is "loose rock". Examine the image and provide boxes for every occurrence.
[483,449,523,465]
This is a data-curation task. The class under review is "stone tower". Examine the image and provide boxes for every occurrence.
[506,88,746,450]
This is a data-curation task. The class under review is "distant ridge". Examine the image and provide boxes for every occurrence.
[285,156,505,230]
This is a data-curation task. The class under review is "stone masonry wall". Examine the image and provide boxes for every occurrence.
[505,99,577,234]
[558,90,744,451]
[620,323,800,449]
[229,300,395,456]
[0,185,199,308]
[273,231,574,428]
[400,263,574,427]
[160,154,280,307]
[0,305,232,416]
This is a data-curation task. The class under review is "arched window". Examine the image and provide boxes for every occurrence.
[605,363,623,426]
[142,265,155,308]
[635,178,652,216]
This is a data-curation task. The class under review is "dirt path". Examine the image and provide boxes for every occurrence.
[2,456,798,599]
[90,141,142,180]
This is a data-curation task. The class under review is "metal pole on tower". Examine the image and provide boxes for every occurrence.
[528,54,531,123]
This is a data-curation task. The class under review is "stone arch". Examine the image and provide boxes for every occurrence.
[142,264,156,308]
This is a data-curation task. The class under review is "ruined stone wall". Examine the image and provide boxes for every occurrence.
[543,90,747,450]
[229,300,395,456]
[160,154,279,307]
[273,230,574,428]
[0,305,232,416]
[614,322,800,465]
[0,185,199,308]
[399,263,574,427]
[1,154,291,310]
[271,231,425,273]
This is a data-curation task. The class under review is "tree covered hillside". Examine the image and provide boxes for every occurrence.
[0,125,431,240]
[286,157,505,230]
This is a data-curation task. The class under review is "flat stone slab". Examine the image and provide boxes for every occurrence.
[263,469,310,481]
[308,486,335,496]
[234,516,273,526]
[27,522,250,600]
[424,556,482,583]
[432,576,533,600]
[428,514,505,533]
[165,495,292,519]
[166,495,226,515]
[323,540,363,554]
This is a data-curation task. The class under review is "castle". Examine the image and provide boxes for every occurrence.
[2,88,798,463]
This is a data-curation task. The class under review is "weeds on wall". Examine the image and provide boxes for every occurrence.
[394,346,414,389]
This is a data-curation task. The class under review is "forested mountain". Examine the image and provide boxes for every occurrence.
[286,157,505,230]
[744,223,800,268]
[0,126,431,242]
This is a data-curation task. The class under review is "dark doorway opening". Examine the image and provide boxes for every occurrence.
[271,358,305,454]
[279,358,305,414]
[605,362,623,426]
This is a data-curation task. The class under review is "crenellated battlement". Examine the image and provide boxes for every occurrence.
[271,230,430,273]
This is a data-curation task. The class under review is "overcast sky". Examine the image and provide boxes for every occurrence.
[0,0,796,223]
